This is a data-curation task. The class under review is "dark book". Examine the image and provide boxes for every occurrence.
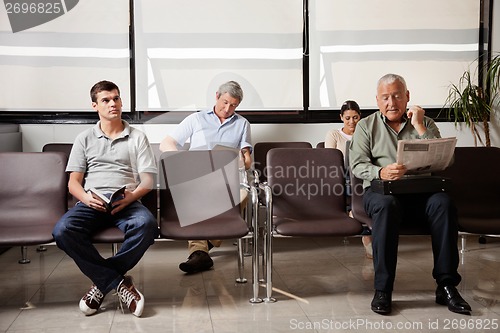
[88,186,126,212]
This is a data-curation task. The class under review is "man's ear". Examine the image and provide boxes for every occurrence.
[215,92,220,100]
[91,102,98,111]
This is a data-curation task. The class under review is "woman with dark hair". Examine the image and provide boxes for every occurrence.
[325,100,372,258]
[325,100,361,156]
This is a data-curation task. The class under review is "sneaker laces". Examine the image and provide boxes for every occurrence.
[118,286,137,307]
[84,285,104,304]
[115,280,139,314]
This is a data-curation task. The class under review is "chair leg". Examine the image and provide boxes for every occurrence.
[263,219,276,303]
[111,243,118,256]
[478,235,487,244]
[235,238,247,283]
[460,234,468,254]
[243,238,252,257]
[36,245,47,252]
[18,246,30,264]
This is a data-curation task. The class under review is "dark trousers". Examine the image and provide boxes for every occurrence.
[363,188,461,292]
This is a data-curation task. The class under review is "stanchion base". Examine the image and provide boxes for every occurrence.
[249,297,263,304]
[264,297,277,303]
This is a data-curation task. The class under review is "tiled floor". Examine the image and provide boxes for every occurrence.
[1,235,499,333]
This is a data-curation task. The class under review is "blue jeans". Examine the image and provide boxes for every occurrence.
[52,201,158,295]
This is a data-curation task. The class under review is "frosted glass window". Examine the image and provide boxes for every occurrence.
[0,0,130,112]
[308,0,480,110]
[134,0,304,111]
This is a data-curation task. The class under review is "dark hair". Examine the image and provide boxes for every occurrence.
[90,80,120,103]
[340,100,361,116]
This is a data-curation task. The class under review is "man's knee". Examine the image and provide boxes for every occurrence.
[140,216,159,238]
[428,193,456,214]
[431,192,453,204]
[365,192,400,214]
[52,213,73,239]
[52,221,64,241]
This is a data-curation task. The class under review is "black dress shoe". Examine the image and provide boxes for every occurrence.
[371,290,392,314]
[179,250,214,273]
[436,285,471,314]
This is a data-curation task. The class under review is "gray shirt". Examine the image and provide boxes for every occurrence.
[349,112,441,188]
[66,121,157,193]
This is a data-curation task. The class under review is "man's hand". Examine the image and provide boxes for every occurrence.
[380,163,407,180]
[109,189,136,215]
[83,191,108,213]
[407,105,426,135]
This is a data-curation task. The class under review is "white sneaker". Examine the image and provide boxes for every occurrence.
[116,276,144,317]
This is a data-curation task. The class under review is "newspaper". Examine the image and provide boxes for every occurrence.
[396,137,457,174]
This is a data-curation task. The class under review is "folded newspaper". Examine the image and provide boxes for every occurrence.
[396,137,457,174]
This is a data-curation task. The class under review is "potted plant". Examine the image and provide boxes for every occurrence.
[443,53,500,147]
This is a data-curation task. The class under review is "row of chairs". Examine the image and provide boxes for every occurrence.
[349,146,500,248]
[252,142,500,301]
[255,142,500,243]
[2,141,499,303]
[434,147,500,250]
[0,145,262,301]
